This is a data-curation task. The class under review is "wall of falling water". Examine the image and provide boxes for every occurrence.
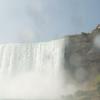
[0,39,65,75]
[0,38,77,99]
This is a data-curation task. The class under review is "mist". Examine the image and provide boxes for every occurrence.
[0,38,78,99]
[0,71,77,99]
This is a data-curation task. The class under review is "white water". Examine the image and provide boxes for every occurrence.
[0,38,77,99]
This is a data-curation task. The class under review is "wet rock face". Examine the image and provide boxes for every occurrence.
[64,27,100,82]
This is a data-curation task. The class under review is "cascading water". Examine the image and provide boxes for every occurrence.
[0,38,77,99]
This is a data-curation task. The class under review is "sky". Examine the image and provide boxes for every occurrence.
[0,0,100,42]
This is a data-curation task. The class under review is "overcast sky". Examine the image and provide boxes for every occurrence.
[0,0,100,42]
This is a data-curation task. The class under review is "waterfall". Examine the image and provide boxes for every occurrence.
[0,38,65,74]
[0,38,77,99]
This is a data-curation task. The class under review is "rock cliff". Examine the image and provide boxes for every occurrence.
[64,25,100,83]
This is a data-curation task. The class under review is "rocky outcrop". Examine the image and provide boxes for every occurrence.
[64,25,100,83]
[63,25,100,100]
